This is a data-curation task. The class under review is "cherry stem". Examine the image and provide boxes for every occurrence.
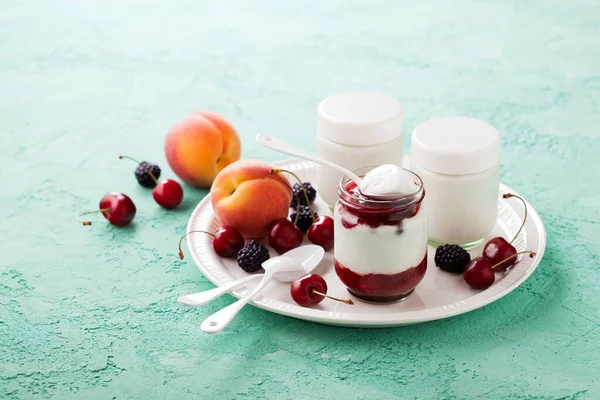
[270,170,298,224]
[312,289,354,305]
[503,193,527,245]
[119,155,159,184]
[293,194,300,225]
[77,208,110,226]
[272,169,315,223]
[491,250,536,270]
[177,230,215,259]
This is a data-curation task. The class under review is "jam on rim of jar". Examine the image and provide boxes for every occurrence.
[334,166,428,303]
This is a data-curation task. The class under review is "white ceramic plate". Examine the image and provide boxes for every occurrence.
[185,159,546,327]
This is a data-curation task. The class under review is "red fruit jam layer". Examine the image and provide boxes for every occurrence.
[339,181,422,231]
[334,254,427,303]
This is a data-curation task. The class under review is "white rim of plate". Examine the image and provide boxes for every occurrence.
[185,159,547,327]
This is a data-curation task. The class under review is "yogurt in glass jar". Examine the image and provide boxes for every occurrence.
[333,166,427,303]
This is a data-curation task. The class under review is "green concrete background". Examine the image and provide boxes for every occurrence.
[1,0,599,399]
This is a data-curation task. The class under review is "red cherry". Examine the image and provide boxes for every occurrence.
[120,155,183,209]
[153,179,183,209]
[463,257,495,289]
[307,216,334,250]
[482,193,528,271]
[465,251,537,289]
[178,226,245,259]
[290,274,354,307]
[267,219,303,254]
[482,237,516,272]
[291,274,328,306]
[78,193,136,227]
[213,227,245,257]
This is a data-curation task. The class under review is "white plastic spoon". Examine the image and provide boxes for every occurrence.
[256,134,404,200]
[179,245,327,307]
[178,274,262,307]
[256,133,363,186]
[200,245,325,334]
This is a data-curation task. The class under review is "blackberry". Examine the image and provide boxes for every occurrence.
[290,205,318,233]
[135,162,161,188]
[434,244,471,273]
[237,240,270,273]
[290,182,317,208]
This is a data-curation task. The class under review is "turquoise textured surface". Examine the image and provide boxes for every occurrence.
[1,1,599,399]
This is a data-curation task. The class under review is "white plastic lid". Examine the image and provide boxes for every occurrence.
[317,92,403,146]
[411,117,500,175]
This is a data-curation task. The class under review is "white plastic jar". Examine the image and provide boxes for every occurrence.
[411,117,500,249]
[316,92,403,206]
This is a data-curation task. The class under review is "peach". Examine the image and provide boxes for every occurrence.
[165,111,241,187]
[211,159,292,238]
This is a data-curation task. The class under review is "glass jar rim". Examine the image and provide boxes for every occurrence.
[337,166,424,208]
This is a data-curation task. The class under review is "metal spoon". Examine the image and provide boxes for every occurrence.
[199,245,325,334]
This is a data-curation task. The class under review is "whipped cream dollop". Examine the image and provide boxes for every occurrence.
[359,164,419,198]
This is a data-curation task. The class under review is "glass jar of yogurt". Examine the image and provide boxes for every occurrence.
[317,92,403,207]
[411,117,501,249]
[333,166,427,303]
